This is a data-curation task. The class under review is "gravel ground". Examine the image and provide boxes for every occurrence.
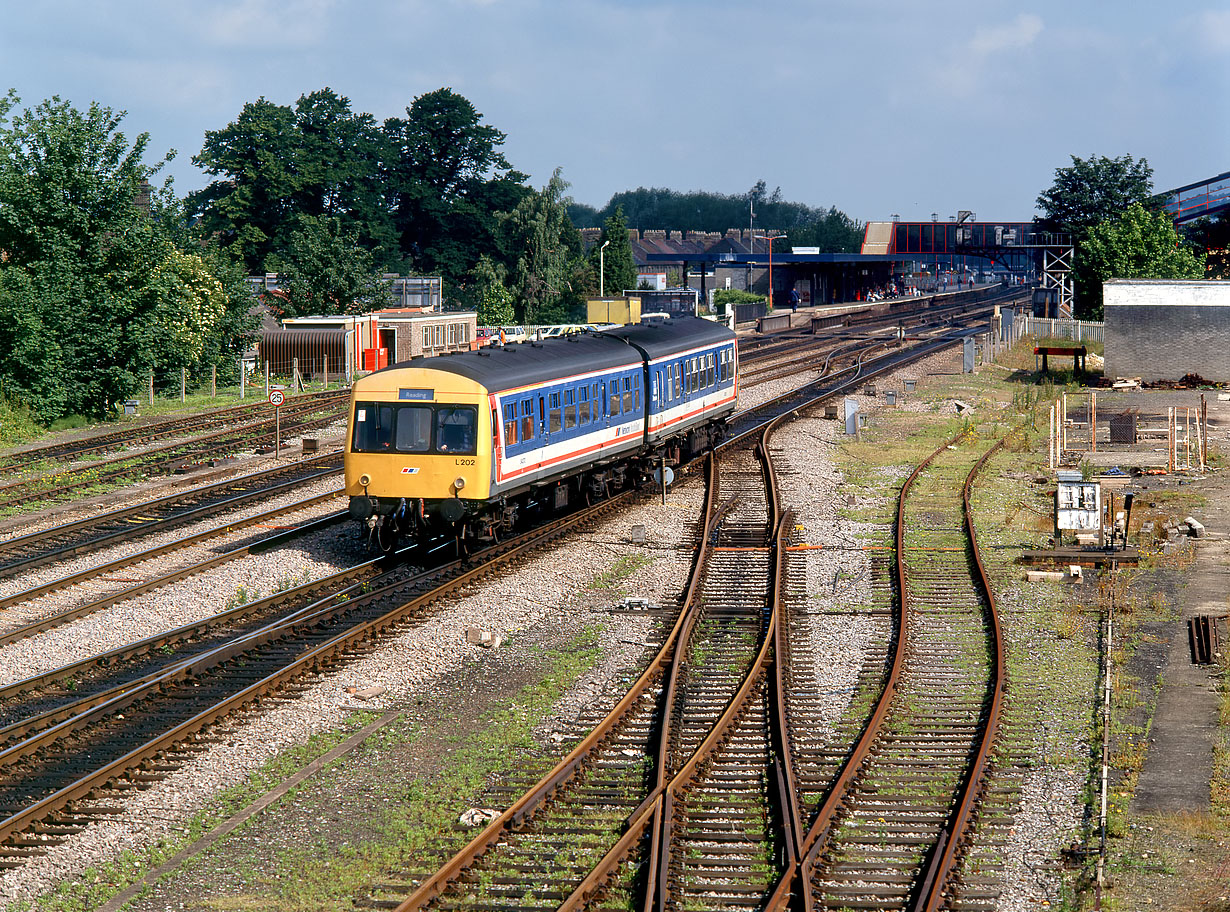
[0,415,347,543]
[0,479,704,907]
[0,470,348,634]
[0,483,355,690]
[0,347,1081,910]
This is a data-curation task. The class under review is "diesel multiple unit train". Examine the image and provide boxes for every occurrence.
[345,316,738,550]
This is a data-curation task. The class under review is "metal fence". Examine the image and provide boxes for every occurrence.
[1014,315,1104,343]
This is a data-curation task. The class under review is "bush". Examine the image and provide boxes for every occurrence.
[713,288,765,309]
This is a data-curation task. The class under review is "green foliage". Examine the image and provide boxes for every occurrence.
[0,91,249,422]
[499,168,587,323]
[713,288,766,309]
[272,215,391,317]
[469,256,517,326]
[591,206,637,297]
[190,96,301,271]
[1036,153,1155,238]
[1076,203,1206,318]
[573,181,861,252]
[383,88,531,288]
[193,86,533,295]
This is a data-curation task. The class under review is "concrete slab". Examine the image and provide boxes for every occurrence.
[1131,538,1230,813]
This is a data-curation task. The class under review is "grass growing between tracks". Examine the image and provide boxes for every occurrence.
[829,344,1116,907]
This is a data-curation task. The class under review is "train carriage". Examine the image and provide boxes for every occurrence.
[345,317,737,549]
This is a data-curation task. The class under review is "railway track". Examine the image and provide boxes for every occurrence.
[0,394,347,515]
[0,480,650,869]
[0,455,342,585]
[0,320,1015,898]
[0,390,348,475]
[782,429,1010,911]
[388,349,1015,910]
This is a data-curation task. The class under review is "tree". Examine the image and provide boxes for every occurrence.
[190,97,301,271]
[591,206,637,297]
[191,89,395,273]
[470,256,516,326]
[1075,203,1206,318]
[499,168,587,323]
[383,88,530,286]
[290,88,395,258]
[1036,154,1154,239]
[0,92,240,420]
[272,215,391,317]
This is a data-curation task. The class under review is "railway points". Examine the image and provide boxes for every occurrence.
[0,293,1225,911]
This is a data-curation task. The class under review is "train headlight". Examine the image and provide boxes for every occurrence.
[359,473,371,487]
[454,476,467,491]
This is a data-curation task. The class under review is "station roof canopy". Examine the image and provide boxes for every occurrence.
[644,252,900,265]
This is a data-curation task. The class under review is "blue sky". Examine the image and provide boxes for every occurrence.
[3,1,1227,225]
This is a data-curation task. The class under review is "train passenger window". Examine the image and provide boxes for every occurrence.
[622,376,633,413]
[609,380,621,417]
[434,407,476,454]
[579,387,590,424]
[707,353,715,388]
[564,388,576,429]
[503,402,518,446]
[673,363,681,399]
[720,350,729,382]
[548,391,562,433]
[592,382,602,418]
[520,398,534,441]
[395,406,433,453]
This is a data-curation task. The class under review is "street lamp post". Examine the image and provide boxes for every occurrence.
[754,234,785,310]
[599,240,611,298]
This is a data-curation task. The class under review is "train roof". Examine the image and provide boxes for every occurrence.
[601,316,735,359]
[372,317,734,394]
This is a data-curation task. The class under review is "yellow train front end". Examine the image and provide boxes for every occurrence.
[344,365,493,550]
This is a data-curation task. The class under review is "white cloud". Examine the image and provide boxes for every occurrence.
[1194,9,1230,52]
[969,13,1044,56]
[190,0,338,49]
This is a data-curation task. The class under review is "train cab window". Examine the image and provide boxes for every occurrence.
[520,398,534,442]
[352,403,395,451]
[579,386,590,424]
[548,391,562,433]
[394,406,432,453]
[435,407,476,454]
[503,402,518,446]
[564,388,576,429]
[622,376,633,414]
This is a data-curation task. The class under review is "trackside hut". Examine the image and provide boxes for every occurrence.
[1103,279,1230,383]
